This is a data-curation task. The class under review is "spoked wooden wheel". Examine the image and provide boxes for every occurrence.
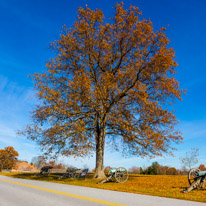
[188,168,200,185]
[115,167,128,183]
[107,168,115,176]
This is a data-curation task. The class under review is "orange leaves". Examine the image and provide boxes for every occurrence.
[19,2,184,163]
[0,146,19,170]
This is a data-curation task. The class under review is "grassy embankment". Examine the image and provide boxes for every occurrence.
[0,172,205,203]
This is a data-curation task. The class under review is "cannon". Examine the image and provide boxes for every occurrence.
[188,168,206,189]
[58,167,89,179]
[40,165,53,177]
[181,168,206,193]
[98,167,128,184]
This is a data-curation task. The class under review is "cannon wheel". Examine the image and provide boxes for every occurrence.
[188,168,200,185]
[107,168,116,176]
[115,167,128,183]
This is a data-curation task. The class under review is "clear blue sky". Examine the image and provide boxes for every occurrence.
[0,0,205,170]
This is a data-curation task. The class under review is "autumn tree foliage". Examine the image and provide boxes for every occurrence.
[199,164,206,171]
[48,160,66,169]
[19,2,184,178]
[0,146,19,171]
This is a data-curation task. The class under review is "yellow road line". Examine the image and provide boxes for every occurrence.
[0,178,127,206]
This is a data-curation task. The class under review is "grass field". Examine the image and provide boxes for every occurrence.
[0,172,205,203]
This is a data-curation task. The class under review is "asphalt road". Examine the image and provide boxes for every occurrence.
[0,175,205,206]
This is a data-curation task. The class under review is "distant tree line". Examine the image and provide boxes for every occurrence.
[127,161,206,175]
[138,162,183,175]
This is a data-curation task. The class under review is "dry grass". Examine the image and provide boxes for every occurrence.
[0,172,206,203]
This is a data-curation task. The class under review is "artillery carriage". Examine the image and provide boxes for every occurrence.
[40,165,53,177]
[182,168,206,193]
[39,165,89,179]
[98,167,128,184]
[188,168,206,189]
[58,167,89,179]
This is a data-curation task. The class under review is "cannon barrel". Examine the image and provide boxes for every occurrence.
[197,171,206,177]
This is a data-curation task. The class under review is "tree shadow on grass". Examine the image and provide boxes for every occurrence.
[11,172,96,183]
[11,173,59,181]
[172,186,187,189]
[129,175,152,178]
[172,186,206,193]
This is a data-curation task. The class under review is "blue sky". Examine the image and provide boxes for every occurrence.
[0,0,205,170]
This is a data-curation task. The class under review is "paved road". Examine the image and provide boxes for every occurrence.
[0,175,205,206]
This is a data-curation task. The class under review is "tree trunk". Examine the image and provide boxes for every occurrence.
[94,120,106,179]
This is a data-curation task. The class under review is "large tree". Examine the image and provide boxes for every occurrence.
[0,146,19,171]
[19,2,184,178]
